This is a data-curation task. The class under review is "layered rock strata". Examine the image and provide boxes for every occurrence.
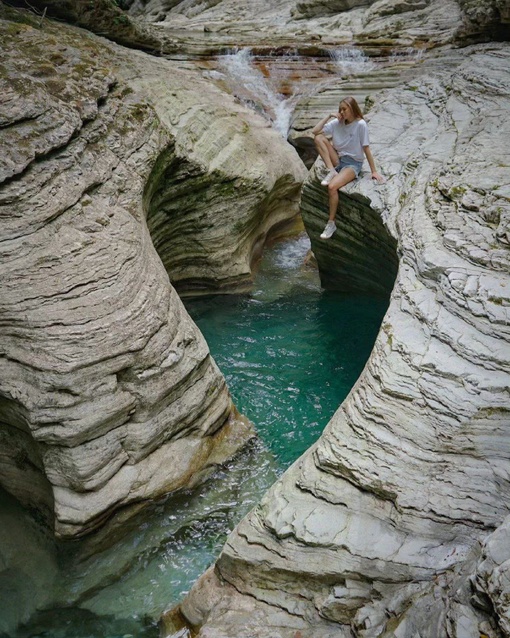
[0,10,306,537]
[288,55,427,165]
[130,0,504,57]
[473,515,510,635]
[172,42,510,637]
[302,176,398,295]
[0,0,167,51]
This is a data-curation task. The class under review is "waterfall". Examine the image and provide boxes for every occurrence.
[388,46,425,65]
[329,46,375,75]
[212,46,417,139]
[216,48,299,138]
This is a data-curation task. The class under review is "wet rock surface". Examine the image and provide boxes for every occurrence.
[0,9,305,538]
[173,41,510,638]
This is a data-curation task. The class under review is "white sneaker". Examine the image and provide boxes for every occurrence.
[320,221,337,240]
[321,168,337,186]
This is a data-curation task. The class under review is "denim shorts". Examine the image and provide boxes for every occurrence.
[336,156,363,177]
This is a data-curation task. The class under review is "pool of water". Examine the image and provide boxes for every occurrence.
[185,232,389,468]
[4,233,389,638]
[4,443,278,638]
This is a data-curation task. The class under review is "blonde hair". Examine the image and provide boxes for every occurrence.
[340,96,364,120]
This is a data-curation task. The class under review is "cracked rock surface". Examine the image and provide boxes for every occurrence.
[0,9,306,538]
[130,0,507,54]
[172,42,510,638]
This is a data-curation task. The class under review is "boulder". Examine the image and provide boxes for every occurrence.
[0,9,306,537]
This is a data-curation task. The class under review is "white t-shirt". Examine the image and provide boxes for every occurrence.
[322,118,370,162]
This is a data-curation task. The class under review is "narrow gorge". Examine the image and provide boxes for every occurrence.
[0,0,509,637]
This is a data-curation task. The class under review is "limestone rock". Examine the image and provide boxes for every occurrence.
[126,0,502,57]
[175,42,510,638]
[368,0,432,18]
[456,0,509,39]
[291,0,375,20]
[473,516,510,636]
[168,0,224,18]
[0,10,305,537]
[0,0,166,52]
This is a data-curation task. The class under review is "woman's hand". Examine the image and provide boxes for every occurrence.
[371,171,385,184]
[313,113,338,135]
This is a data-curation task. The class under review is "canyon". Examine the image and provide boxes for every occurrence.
[0,0,509,636]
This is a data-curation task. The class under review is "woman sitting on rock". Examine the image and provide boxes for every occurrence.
[312,96,384,240]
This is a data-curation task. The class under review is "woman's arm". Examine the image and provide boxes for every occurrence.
[363,145,385,183]
[312,113,338,136]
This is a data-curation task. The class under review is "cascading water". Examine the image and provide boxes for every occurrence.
[388,46,425,65]
[329,46,375,75]
[213,47,380,139]
[216,48,298,137]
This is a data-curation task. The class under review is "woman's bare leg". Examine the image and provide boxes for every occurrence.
[314,134,339,169]
[327,167,356,221]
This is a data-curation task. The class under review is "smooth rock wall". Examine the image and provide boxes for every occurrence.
[0,10,306,537]
[173,42,510,638]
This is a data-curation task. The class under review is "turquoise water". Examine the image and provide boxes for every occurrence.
[185,233,389,469]
[5,233,388,638]
[5,444,278,638]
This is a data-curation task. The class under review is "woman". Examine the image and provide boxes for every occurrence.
[312,96,384,240]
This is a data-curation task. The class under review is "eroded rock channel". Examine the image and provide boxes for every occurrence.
[1,1,509,637]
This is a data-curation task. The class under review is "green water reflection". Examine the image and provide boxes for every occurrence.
[185,233,388,468]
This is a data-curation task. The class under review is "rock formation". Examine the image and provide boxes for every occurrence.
[0,6,306,538]
[2,0,510,635]
[291,0,376,20]
[129,0,506,55]
[170,41,510,638]
[473,515,510,636]
[1,0,167,52]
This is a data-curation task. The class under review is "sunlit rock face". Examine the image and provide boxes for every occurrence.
[0,9,305,537]
[174,43,510,638]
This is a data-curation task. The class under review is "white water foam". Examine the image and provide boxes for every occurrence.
[216,48,298,138]
[329,47,375,76]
